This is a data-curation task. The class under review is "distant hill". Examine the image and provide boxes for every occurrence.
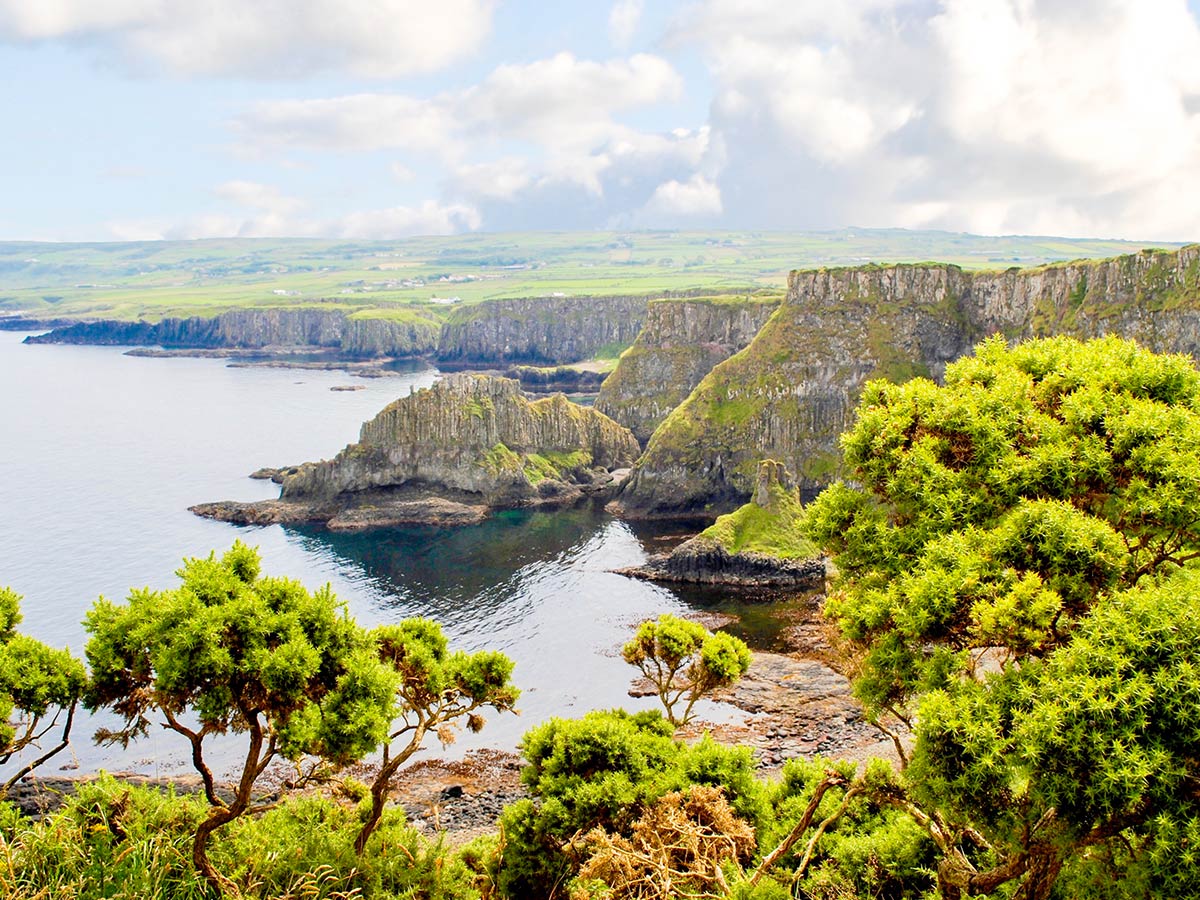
[0,229,1180,322]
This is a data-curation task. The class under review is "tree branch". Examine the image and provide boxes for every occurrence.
[747,773,846,886]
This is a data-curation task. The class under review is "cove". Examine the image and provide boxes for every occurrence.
[0,332,793,776]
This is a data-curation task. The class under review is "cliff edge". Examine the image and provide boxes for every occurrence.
[595,295,780,444]
[616,245,1200,518]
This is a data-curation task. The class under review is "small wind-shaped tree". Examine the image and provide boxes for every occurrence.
[84,543,397,892]
[354,618,518,854]
[0,586,87,794]
[622,614,751,727]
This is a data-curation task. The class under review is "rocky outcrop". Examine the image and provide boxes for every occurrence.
[503,365,607,394]
[617,245,1200,518]
[191,374,640,530]
[620,540,826,589]
[436,294,654,365]
[595,295,780,443]
[25,308,441,358]
[617,461,825,587]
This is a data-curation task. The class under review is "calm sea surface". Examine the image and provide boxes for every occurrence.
[0,331,795,778]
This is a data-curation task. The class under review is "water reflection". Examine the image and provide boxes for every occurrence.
[280,502,821,759]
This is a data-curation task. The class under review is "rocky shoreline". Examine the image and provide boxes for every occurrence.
[191,475,630,531]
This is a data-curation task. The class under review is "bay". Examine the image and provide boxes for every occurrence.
[0,331,762,778]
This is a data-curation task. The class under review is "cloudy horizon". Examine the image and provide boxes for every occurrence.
[3,0,1200,243]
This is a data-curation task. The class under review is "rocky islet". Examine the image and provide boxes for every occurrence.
[191,373,640,530]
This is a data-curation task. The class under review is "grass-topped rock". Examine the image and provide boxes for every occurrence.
[616,461,826,588]
[191,373,640,530]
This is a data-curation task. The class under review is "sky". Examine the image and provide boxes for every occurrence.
[2,0,1200,243]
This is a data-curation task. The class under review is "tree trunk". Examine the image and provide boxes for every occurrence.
[194,806,238,894]
[354,726,425,855]
[355,766,394,855]
[191,711,265,894]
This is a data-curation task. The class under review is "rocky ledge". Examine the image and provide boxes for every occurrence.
[616,460,826,588]
[618,538,827,588]
[191,373,639,530]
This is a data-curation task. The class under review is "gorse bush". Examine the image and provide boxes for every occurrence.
[0,586,87,794]
[495,709,766,899]
[622,615,751,727]
[84,543,399,890]
[81,543,516,894]
[0,776,479,900]
[806,335,1200,899]
[356,617,518,854]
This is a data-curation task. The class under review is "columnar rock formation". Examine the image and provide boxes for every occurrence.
[191,374,640,530]
[595,296,780,443]
[616,245,1200,518]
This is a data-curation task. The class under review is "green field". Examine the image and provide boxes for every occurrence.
[0,229,1183,322]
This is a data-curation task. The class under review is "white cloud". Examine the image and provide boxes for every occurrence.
[449,159,532,200]
[111,200,481,241]
[235,50,693,209]
[234,94,462,155]
[238,52,683,163]
[678,0,1200,240]
[336,201,482,239]
[461,52,683,151]
[0,0,495,78]
[609,0,644,47]
[641,174,722,218]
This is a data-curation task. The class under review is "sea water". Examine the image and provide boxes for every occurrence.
[0,331,772,777]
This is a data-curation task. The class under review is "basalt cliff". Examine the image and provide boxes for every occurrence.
[191,374,640,531]
[613,245,1200,517]
[436,294,650,365]
[23,289,724,371]
[25,308,441,359]
[594,295,780,444]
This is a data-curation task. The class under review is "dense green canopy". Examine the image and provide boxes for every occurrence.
[806,335,1200,899]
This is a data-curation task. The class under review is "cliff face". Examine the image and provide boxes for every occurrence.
[594,296,780,443]
[25,308,441,358]
[436,295,650,365]
[966,245,1200,351]
[617,245,1200,517]
[339,314,442,358]
[25,291,655,365]
[280,373,640,503]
